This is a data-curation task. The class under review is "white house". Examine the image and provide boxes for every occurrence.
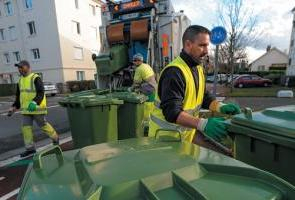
[250,46,288,72]
[287,7,295,76]
[0,0,102,84]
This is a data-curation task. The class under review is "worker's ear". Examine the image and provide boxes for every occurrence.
[184,40,192,51]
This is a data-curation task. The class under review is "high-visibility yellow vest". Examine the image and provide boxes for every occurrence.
[19,73,47,115]
[148,56,205,142]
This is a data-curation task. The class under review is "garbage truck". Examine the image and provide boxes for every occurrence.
[92,0,191,89]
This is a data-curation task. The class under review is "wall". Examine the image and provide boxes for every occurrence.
[0,0,63,83]
[54,0,101,81]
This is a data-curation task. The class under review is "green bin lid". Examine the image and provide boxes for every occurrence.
[18,138,295,200]
[59,95,123,108]
[107,92,147,103]
[231,105,295,139]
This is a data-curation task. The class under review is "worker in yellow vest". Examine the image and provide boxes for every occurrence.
[149,25,241,145]
[131,53,157,122]
[9,60,59,157]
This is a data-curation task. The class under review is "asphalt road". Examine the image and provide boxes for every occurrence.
[0,96,69,154]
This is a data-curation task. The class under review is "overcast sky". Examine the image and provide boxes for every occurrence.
[171,0,295,62]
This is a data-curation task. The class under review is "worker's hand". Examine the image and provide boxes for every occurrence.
[219,103,241,115]
[27,101,37,112]
[197,117,228,141]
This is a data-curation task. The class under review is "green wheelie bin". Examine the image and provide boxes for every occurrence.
[107,92,147,140]
[18,138,295,199]
[59,95,123,148]
[228,105,295,185]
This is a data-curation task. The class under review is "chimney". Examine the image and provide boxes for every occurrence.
[266,45,271,52]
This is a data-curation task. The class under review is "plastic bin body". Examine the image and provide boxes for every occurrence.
[59,97,122,148]
[18,138,295,200]
[228,105,295,185]
[107,92,147,140]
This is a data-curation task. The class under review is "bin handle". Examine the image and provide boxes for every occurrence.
[33,145,64,170]
[155,129,182,142]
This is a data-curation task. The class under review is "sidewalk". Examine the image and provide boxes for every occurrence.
[0,132,72,164]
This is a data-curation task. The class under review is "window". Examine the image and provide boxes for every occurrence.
[31,48,40,60]
[241,76,251,80]
[4,1,13,16]
[13,51,20,62]
[258,65,265,71]
[27,21,36,35]
[89,4,96,16]
[75,0,79,9]
[74,47,83,60]
[76,71,85,81]
[9,26,16,40]
[4,53,10,64]
[291,40,294,47]
[0,29,5,41]
[90,26,97,39]
[24,0,32,9]
[289,58,292,65]
[72,21,81,35]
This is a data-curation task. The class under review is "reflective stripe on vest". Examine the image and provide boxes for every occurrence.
[148,56,205,142]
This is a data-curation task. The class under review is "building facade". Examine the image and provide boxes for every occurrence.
[287,7,295,76]
[250,47,288,72]
[0,0,102,84]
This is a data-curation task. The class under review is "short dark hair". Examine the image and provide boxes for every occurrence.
[182,25,211,46]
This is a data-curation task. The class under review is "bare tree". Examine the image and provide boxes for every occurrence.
[216,0,263,90]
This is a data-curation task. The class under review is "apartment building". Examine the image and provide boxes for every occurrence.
[287,7,295,76]
[0,0,102,84]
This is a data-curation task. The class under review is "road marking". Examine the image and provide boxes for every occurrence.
[0,177,5,181]
[0,136,72,168]
[0,104,60,116]
[0,188,20,200]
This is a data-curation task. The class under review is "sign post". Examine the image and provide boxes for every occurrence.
[210,26,227,97]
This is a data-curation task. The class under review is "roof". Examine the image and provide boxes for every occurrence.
[250,47,288,66]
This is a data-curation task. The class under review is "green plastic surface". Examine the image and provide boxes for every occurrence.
[59,96,123,148]
[107,92,147,139]
[228,106,295,186]
[231,105,295,139]
[18,138,295,200]
[95,44,128,75]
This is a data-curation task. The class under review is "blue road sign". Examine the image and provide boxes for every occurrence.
[210,26,227,45]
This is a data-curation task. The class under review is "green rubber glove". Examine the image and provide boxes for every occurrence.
[197,117,228,142]
[220,103,241,115]
[27,101,37,112]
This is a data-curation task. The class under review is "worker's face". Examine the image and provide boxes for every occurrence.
[18,65,30,76]
[184,33,209,61]
[133,59,143,67]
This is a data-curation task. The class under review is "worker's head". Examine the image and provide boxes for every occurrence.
[182,25,210,61]
[15,60,31,76]
[133,53,144,67]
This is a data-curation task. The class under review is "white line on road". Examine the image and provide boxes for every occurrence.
[0,177,5,181]
[0,188,20,200]
[0,136,72,168]
[0,104,60,116]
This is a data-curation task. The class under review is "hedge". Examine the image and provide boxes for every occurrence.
[0,84,17,96]
[66,80,96,92]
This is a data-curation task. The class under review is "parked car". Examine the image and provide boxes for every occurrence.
[206,75,215,83]
[234,75,272,88]
[44,82,58,96]
[227,74,240,84]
